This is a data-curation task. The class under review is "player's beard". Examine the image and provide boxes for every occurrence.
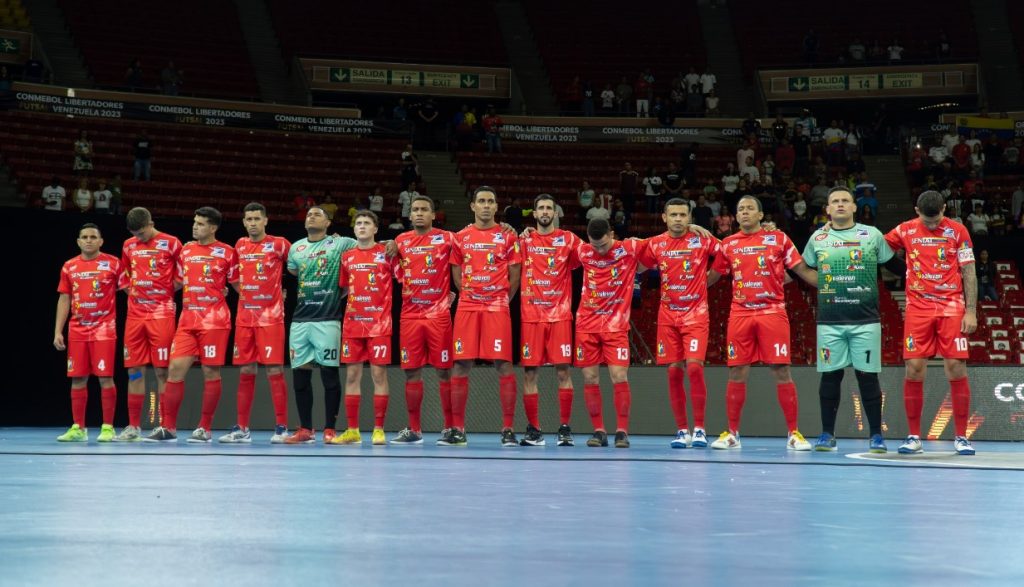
[536,216,552,228]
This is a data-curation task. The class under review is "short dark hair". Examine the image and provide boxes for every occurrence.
[243,202,267,217]
[411,195,435,211]
[587,218,611,240]
[354,210,379,226]
[534,193,556,208]
[917,190,945,217]
[472,185,497,202]
[664,197,691,213]
[826,187,855,204]
[195,206,223,227]
[126,207,152,231]
[78,223,101,237]
[737,194,763,212]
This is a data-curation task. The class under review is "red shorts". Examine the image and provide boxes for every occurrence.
[575,330,630,367]
[903,313,968,359]
[233,323,286,365]
[726,313,791,366]
[67,339,116,377]
[123,316,175,368]
[453,311,512,362]
[171,327,230,366]
[399,316,453,370]
[520,321,574,366]
[656,320,709,364]
[341,335,392,365]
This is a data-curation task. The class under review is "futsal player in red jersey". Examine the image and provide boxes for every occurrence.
[146,207,239,442]
[54,224,129,442]
[884,190,978,456]
[450,186,522,447]
[332,211,399,446]
[392,195,457,445]
[638,198,720,449]
[708,195,818,450]
[117,207,182,441]
[575,218,648,448]
[519,194,582,446]
[219,202,291,444]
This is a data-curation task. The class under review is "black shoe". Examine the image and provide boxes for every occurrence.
[435,428,453,446]
[614,431,630,448]
[556,424,574,447]
[586,430,608,447]
[519,425,545,446]
[500,428,518,447]
[449,428,468,446]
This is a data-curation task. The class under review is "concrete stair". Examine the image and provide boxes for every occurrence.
[234,0,307,104]
[21,0,91,87]
[970,0,1024,111]
[697,0,752,116]
[862,155,914,231]
[493,0,558,115]
[416,151,470,229]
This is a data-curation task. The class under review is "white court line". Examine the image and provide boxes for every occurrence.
[846,452,1024,470]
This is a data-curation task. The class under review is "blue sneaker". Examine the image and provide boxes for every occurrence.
[954,436,975,455]
[814,432,837,452]
[690,428,708,448]
[898,435,923,454]
[670,429,691,449]
[869,434,887,453]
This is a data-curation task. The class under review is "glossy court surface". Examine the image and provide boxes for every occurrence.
[1,428,1021,586]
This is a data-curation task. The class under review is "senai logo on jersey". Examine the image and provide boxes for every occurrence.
[400,348,409,363]
[341,342,350,358]
[727,343,737,360]
[522,343,531,360]
[820,347,831,364]
[905,335,916,352]
[455,338,464,354]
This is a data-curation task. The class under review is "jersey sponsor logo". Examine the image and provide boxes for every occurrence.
[611,267,620,279]
[486,252,496,265]
[430,234,445,245]
[262,241,275,253]
[756,255,766,269]
[553,236,566,246]
[424,254,434,267]
[373,252,386,263]
[492,233,506,244]
[97,260,111,271]
[958,244,974,262]
[156,239,169,250]
[547,256,556,269]
[762,234,777,245]
[820,264,831,274]
[943,227,955,238]
[849,249,863,261]
[687,236,701,248]
[255,262,264,274]
[612,246,626,260]
[937,248,947,262]
[814,233,828,241]
[211,247,226,258]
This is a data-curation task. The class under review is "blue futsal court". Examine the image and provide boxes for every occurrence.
[1,428,1022,586]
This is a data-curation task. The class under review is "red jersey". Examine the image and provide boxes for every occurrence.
[520,229,582,323]
[712,229,802,316]
[885,217,973,316]
[575,239,646,333]
[177,241,238,330]
[451,225,522,312]
[57,253,128,341]
[122,232,182,320]
[235,235,290,327]
[639,232,720,326]
[395,228,456,319]
[338,243,398,337]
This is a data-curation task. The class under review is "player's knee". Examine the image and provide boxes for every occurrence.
[98,377,115,388]
[854,370,881,398]
[770,364,792,382]
[239,363,258,375]
[265,365,284,376]
[727,366,748,382]
[435,368,450,382]
[320,366,341,390]
[200,365,220,381]
[904,360,926,380]
[71,377,88,387]
[370,366,388,386]
[685,361,703,378]
[944,359,968,380]
[822,369,845,384]
[609,368,629,384]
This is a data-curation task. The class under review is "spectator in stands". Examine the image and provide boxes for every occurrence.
[131,131,153,181]
[703,178,720,200]
[774,137,795,176]
[856,188,879,218]
[867,40,884,62]
[736,140,755,172]
[934,31,951,61]
[802,29,819,63]
[73,130,93,176]
[975,250,998,302]
[941,129,960,154]
[615,76,633,116]
[811,156,827,179]
[71,178,92,213]
[762,155,776,186]
[634,70,653,118]
[294,190,315,221]
[393,98,408,121]
[988,195,1009,236]
[600,83,616,116]
[741,113,761,140]
[692,195,714,230]
[563,76,582,114]
[809,176,829,215]
[347,198,363,227]
[771,114,788,145]
[387,218,405,230]
[585,196,611,223]
[0,65,11,92]
[680,142,699,185]
[109,175,123,215]
[42,177,66,211]
[578,180,596,221]
[620,162,639,213]
[822,120,846,166]
[713,207,735,238]
[399,182,419,228]
[662,163,684,200]
[848,38,866,62]
[1002,138,1022,173]
[721,163,740,195]
[368,186,384,214]
[845,122,861,158]
[482,106,503,153]
[612,199,628,237]
[969,143,985,177]
[504,199,524,231]
[683,67,700,94]
[887,39,905,62]
[704,90,720,117]
[951,135,972,180]
[642,168,663,213]
[160,60,183,96]
[740,156,759,183]
[795,109,816,137]
[400,143,419,187]
[857,202,876,225]
[453,104,476,151]
[707,190,722,217]
[1012,180,1024,221]
[963,170,983,197]
[415,98,440,148]
[700,68,716,95]
[812,208,829,231]
[854,173,877,199]
[319,192,338,221]
[93,179,113,214]
[967,204,990,236]
[927,140,948,174]
[124,58,144,90]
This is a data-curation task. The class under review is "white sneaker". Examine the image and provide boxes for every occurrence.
[954,436,975,456]
[270,425,288,444]
[218,425,251,443]
[670,429,691,449]
[187,427,212,443]
[691,428,708,448]
[898,435,923,454]
[787,430,812,451]
[710,431,741,450]
[112,425,142,442]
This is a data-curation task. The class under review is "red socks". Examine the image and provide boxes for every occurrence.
[558,387,573,425]
[198,379,222,431]
[439,379,453,429]
[667,366,688,429]
[687,362,707,429]
[237,373,256,428]
[523,393,539,428]
[450,376,468,429]
[373,395,389,428]
[613,382,631,432]
[268,372,289,427]
[950,377,971,437]
[70,386,87,428]
[726,381,746,433]
[904,379,924,437]
[345,395,361,429]
[499,375,517,429]
[405,380,424,432]
[584,384,603,431]
[162,380,184,430]
[776,382,799,432]
[101,386,116,426]
[127,393,144,428]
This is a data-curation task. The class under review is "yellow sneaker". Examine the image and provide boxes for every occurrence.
[371,428,386,445]
[57,424,88,442]
[97,424,115,443]
[330,428,362,445]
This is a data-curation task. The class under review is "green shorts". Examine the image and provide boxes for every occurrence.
[816,323,882,373]
[289,321,341,367]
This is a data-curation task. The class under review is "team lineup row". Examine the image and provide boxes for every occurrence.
[54,187,979,454]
